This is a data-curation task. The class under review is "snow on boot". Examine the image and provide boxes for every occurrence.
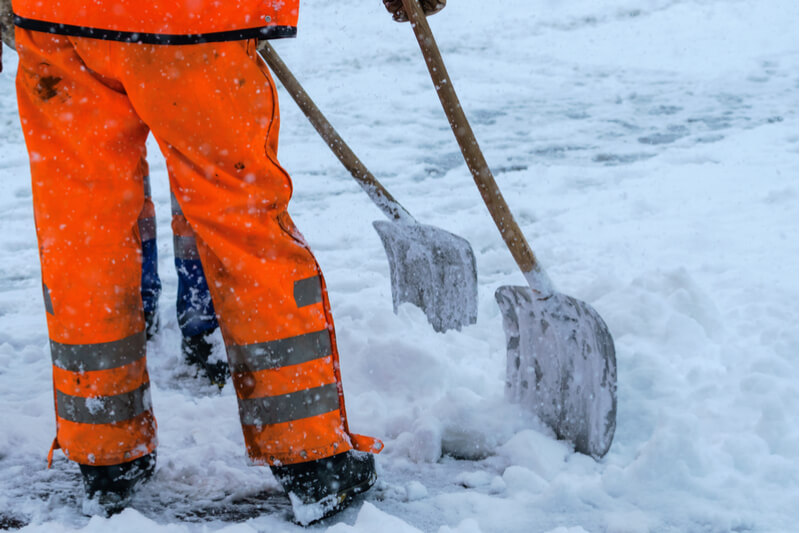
[271,451,377,525]
[79,452,156,517]
[182,331,229,388]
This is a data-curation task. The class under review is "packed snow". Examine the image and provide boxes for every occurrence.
[0,0,797,532]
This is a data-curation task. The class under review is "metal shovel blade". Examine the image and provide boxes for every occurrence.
[495,285,617,458]
[373,220,478,333]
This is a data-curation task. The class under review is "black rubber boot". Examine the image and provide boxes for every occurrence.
[79,452,156,516]
[144,310,160,340]
[271,451,377,525]
[182,330,229,388]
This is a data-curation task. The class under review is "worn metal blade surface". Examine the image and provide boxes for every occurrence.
[495,285,617,459]
[373,220,477,333]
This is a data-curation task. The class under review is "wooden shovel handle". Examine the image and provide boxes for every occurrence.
[257,41,415,224]
[400,0,549,290]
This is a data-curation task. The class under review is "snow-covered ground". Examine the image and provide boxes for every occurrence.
[0,0,797,532]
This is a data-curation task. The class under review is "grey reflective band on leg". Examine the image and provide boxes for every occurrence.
[293,275,323,308]
[139,217,157,241]
[170,192,183,216]
[174,235,200,260]
[42,283,54,315]
[227,329,332,374]
[51,332,147,372]
[56,382,152,425]
[238,382,340,426]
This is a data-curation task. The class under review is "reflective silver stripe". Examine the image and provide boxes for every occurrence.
[56,382,151,425]
[43,283,54,315]
[143,175,152,199]
[227,329,332,374]
[51,332,146,372]
[139,216,156,242]
[174,235,200,260]
[239,383,340,426]
[170,192,183,216]
[294,276,323,308]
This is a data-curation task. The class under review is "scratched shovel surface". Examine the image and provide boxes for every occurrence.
[372,219,476,333]
[496,286,617,459]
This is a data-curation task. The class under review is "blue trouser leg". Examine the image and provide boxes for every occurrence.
[141,237,162,316]
[172,192,218,338]
[139,173,162,327]
[174,256,218,338]
[172,192,224,385]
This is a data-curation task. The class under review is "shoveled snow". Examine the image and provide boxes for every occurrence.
[0,0,797,532]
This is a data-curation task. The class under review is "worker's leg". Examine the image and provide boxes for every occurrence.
[71,37,381,468]
[170,190,225,385]
[170,190,217,340]
[138,153,223,382]
[15,30,157,471]
[138,157,162,338]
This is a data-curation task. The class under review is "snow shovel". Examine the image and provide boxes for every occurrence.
[257,42,477,333]
[400,0,617,458]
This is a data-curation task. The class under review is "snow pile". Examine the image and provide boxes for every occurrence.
[0,0,797,532]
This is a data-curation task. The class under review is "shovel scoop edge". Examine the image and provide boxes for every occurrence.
[495,285,617,459]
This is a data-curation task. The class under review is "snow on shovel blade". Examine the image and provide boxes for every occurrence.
[373,220,477,333]
[495,285,617,459]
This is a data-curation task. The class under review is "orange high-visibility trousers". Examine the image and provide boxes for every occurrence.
[16,29,380,467]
